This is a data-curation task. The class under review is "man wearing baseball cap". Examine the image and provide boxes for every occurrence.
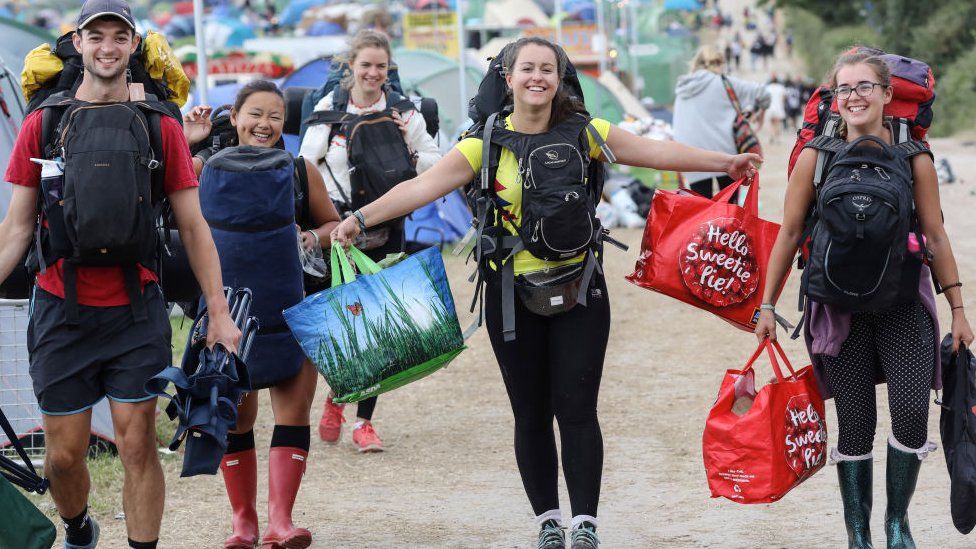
[0,0,241,548]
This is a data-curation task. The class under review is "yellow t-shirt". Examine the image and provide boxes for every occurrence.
[455,115,612,275]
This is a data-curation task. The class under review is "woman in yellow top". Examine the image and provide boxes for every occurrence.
[332,37,759,549]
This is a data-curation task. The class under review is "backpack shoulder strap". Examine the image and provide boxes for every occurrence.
[893,139,932,161]
[805,134,846,186]
[293,155,310,228]
[387,92,416,114]
[331,87,350,113]
[133,102,167,205]
[305,109,354,128]
[581,116,615,163]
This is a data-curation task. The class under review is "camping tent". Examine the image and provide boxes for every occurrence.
[404,190,471,247]
[392,48,485,135]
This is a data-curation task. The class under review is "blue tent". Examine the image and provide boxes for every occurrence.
[279,0,329,27]
[405,190,471,246]
[281,57,332,89]
[664,0,701,10]
[307,20,345,37]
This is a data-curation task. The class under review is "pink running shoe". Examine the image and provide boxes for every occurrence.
[318,398,345,443]
[352,421,384,453]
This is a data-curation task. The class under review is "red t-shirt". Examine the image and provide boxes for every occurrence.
[5,109,199,306]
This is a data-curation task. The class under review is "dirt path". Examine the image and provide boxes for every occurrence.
[84,4,976,548]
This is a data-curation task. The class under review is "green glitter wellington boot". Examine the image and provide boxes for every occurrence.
[835,450,874,549]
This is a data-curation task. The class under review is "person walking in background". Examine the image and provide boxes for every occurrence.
[672,45,769,198]
[764,75,787,144]
[300,30,442,453]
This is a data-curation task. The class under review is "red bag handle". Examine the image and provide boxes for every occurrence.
[741,338,798,383]
[713,174,760,215]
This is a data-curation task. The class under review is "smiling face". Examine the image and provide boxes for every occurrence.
[834,62,892,132]
[73,18,139,84]
[506,43,561,110]
[231,91,285,147]
[351,46,389,97]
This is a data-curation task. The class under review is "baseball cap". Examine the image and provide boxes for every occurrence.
[77,0,136,30]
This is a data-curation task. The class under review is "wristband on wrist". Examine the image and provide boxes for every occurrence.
[952,305,965,311]
[943,282,963,291]
[760,303,776,312]
[352,210,367,231]
[305,230,320,248]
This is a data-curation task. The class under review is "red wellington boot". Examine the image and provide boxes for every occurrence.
[261,447,312,549]
[220,449,260,549]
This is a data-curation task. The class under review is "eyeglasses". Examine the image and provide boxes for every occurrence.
[833,82,884,100]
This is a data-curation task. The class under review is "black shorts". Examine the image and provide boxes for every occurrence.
[27,284,172,415]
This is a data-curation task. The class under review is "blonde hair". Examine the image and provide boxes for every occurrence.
[689,45,725,73]
[339,29,393,91]
[826,48,892,139]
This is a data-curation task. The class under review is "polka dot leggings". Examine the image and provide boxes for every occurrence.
[821,301,935,456]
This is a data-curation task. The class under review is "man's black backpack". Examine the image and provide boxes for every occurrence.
[29,92,175,322]
[303,88,418,213]
[799,133,933,311]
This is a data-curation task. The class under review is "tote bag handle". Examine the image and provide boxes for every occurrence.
[330,245,384,287]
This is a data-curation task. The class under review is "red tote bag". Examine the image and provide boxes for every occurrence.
[626,176,786,331]
[702,339,828,504]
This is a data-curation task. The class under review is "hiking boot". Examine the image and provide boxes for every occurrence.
[885,440,928,549]
[569,523,599,549]
[537,519,565,549]
[63,515,99,549]
[836,456,874,549]
[262,447,312,549]
[220,449,260,549]
[352,421,384,453]
[317,398,345,443]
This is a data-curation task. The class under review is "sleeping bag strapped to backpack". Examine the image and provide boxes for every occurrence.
[199,146,306,389]
[460,41,625,341]
[28,93,176,322]
[293,57,439,142]
[304,88,418,213]
[799,134,933,312]
[787,46,935,178]
[22,30,189,120]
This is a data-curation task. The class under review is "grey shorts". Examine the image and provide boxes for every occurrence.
[27,284,172,415]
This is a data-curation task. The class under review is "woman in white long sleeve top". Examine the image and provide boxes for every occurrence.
[299,29,442,453]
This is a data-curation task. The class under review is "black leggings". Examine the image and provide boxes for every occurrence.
[688,175,735,199]
[821,301,935,456]
[484,269,610,517]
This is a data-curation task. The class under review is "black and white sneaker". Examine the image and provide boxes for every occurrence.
[570,522,599,549]
[537,519,566,549]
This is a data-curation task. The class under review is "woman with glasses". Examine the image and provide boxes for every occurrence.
[755,50,973,548]
[672,45,770,198]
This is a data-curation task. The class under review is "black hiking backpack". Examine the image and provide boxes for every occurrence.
[458,42,625,342]
[303,88,418,214]
[799,133,933,312]
[28,92,175,322]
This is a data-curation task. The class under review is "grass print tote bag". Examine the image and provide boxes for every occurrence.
[702,339,828,504]
[284,245,465,403]
[626,175,785,331]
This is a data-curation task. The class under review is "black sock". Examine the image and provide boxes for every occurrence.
[61,507,92,545]
[225,429,255,454]
[270,424,310,452]
[128,539,158,549]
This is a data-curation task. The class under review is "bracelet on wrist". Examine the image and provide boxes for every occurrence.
[952,305,965,311]
[943,282,963,292]
[760,303,776,312]
[352,210,367,231]
[305,230,321,248]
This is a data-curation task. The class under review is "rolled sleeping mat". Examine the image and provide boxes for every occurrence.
[199,145,305,389]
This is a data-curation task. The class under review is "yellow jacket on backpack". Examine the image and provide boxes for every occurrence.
[20,30,190,108]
